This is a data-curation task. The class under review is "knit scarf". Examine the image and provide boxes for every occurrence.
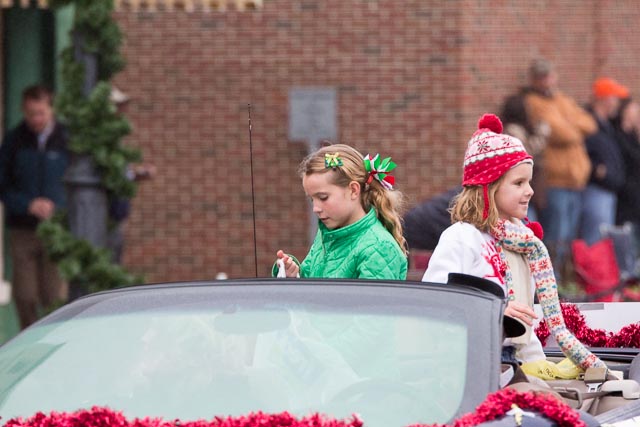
[491,218,605,370]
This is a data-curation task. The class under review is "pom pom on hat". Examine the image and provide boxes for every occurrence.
[525,219,544,240]
[477,113,503,134]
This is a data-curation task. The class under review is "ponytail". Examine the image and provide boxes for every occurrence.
[363,180,407,256]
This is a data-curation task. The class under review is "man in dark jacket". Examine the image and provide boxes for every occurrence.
[403,186,461,250]
[580,77,629,245]
[0,85,69,328]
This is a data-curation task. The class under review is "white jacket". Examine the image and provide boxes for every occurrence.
[422,222,545,363]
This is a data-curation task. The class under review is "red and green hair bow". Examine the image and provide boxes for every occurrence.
[363,154,396,190]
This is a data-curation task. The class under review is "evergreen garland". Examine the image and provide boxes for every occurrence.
[52,0,139,197]
[37,0,143,293]
[39,217,142,293]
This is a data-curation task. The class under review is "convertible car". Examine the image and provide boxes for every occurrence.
[0,277,638,426]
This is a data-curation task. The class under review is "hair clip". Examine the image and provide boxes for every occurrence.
[363,154,396,190]
[324,152,343,168]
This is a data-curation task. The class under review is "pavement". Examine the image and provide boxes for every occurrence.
[0,300,19,345]
[1,230,19,345]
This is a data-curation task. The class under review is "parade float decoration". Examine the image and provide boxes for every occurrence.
[536,303,640,349]
[1,389,584,427]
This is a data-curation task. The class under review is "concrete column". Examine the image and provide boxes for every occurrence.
[64,32,107,299]
[64,154,108,249]
[65,31,106,249]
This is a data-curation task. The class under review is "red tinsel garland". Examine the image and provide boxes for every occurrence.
[535,302,640,348]
[412,388,585,427]
[3,408,364,427]
[1,390,584,427]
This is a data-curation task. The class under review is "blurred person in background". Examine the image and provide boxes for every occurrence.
[501,93,550,222]
[403,186,461,252]
[612,97,640,244]
[524,59,597,282]
[579,77,628,245]
[0,85,69,328]
[108,87,156,264]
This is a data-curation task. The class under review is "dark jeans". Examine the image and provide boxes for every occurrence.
[580,184,617,245]
[540,188,582,283]
[106,222,125,264]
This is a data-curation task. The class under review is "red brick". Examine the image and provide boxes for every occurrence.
[113,1,640,282]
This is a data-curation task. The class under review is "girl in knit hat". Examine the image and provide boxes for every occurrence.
[275,143,407,279]
[423,114,605,375]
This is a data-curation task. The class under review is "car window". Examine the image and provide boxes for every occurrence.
[0,283,500,427]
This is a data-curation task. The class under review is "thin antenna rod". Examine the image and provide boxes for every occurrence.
[248,104,258,277]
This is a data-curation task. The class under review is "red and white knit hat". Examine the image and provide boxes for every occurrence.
[463,114,533,218]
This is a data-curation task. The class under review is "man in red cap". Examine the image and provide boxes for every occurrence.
[579,77,629,245]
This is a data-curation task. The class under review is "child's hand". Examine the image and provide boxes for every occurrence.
[505,301,538,326]
[276,250,300,278]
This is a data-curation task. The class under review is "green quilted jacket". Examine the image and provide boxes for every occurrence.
[300,208,407,279]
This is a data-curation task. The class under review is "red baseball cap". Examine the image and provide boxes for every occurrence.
[593,77,629,99]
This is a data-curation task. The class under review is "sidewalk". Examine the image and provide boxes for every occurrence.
[0,301,19,345]
[1,223,19,345]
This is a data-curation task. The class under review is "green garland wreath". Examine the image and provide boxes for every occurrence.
[37,0,143,294]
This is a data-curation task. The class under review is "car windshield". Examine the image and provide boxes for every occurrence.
[0,282,500,427]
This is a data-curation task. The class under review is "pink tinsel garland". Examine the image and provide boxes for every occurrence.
[535,302,640,348]
[2,389,583,427]
[3,408,363,427]
[412,388,585,427]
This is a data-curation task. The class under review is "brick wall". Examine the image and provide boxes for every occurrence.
[113,0,640,282]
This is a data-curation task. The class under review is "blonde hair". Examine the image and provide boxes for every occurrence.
[298,144,407,255]
[450,179,503,232]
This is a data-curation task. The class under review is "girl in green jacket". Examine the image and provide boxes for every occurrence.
[276,144,407,280]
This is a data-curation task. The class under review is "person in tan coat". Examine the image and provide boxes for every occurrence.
[524,59,597,282]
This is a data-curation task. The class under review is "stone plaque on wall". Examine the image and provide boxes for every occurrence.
[289,87,337,150]
[288,87,338,242]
